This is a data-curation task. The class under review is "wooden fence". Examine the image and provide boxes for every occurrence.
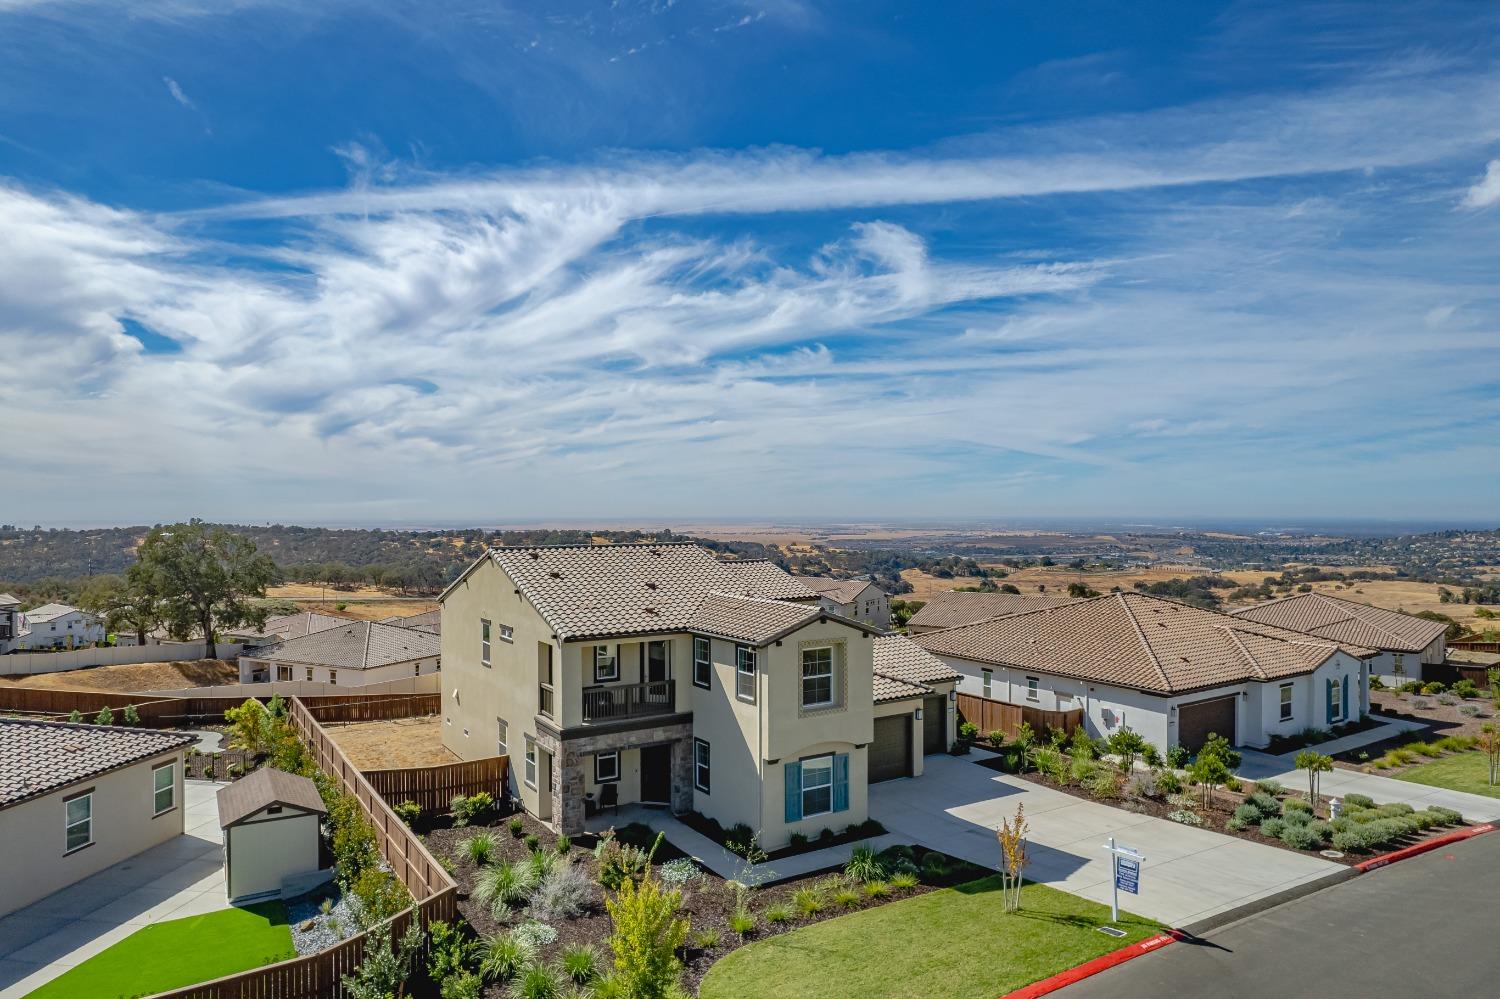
[304,693,441,724]
[144,696,459,999]
[0,687,436,726]
[365,756,509,813]
[956,693,1083,741]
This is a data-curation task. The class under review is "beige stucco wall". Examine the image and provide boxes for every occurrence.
[226,811,322,901]
[239,654,440,687]
[441,558,558,816]
[0,751,185,917]
[871,678,956,778]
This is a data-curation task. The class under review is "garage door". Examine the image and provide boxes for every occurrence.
[1177,695,1236,753]
[869,715,912,782]
[922,696,946,755]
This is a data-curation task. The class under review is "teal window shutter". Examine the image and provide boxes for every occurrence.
[784,761,803,823]
[832,754,849,813]
[1341,675,1349,719]
[1325,678,1334,725]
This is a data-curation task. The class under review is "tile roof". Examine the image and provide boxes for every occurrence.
[913,591,1373,696]
[248,620,440,670]
[235,611,349,642]
[1231,592,1449,653]
[0,720,194,809]
[872,634,961,702]
[687,592,822,644]
[476,543,820,641]
[0,592,23,607]
[378,609,442,634]
[217,767,327,828]
[906,591,1076,631]
[20,602,87,624]
[794,576,877,605]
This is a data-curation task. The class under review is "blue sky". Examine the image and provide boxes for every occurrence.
[1,1,1498,526]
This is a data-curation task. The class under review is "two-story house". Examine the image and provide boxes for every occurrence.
[0,593,23,654]
[794,575,891,630]
[6,603,105,650]
[440,543,939,846]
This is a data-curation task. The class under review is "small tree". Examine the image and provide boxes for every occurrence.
[1190,753,1231,808]
[341,921,425,999]
[1479,723,1500,787]
[224,698,272,754]
[995,804,1029,912]
[605,874,690,999]
[122,703,141,726]
[1013,722,1036,772]
[68,709,83,723]
[1295,751,1333,805]
[94,706,114,726]
[1106,727,1148,771]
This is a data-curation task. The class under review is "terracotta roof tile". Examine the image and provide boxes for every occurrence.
[687,592,821,644]
[794,576,876,604]
[871,634,960,702]
[0,720,194,809]
[873,673,932,703]
[907,591,1077,631]
[1231,592,1448,653]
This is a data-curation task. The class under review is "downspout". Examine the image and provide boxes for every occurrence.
[757,642,765,839]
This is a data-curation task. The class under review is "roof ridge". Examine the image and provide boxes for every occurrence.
[361,620,374,668]
[1219,625,1267,682]
[1310,592,1411,643]
[1116,592,1173,691]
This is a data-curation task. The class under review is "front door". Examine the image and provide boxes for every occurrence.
[640,743,672,804]
[646,641,670,683]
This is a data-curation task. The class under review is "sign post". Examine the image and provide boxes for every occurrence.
[1102,837,1145,923]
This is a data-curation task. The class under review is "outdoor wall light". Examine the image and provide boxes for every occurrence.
[948,690,957,702]
[915,708,924,720]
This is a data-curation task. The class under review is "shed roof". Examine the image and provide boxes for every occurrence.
[217,767,327,828]
[0,720,194,810]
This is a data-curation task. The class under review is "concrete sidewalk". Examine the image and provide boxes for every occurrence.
[1238,758,1500,822]
[869,754,1345,929]
[0,780,227,998]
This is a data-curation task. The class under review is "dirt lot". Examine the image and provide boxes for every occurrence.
[268,582,401,601]
[324,715,456,769]
[291,599,438,622]
[0,658,238,691]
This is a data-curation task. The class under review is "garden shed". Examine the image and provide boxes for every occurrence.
[217,767,329,903]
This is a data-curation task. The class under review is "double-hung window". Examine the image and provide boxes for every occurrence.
[800,755,834,818]
[481,619,492,667]
[524,737,537,789]
[277,665,292,681]
[801,647,835,708]
[735,645,757,702]
[594,751,620,784]
[1279,683,1294,722]
[152,762,175,816]
[496,718,508,756]
[694,739,711,793]
[1330,677,1345,723]
[1026,676,1040,702]
[693,636,712,689]
[594,645,619,682]
[981,668,993,699]
[64,792,92,853]
[1392,654,1404,676]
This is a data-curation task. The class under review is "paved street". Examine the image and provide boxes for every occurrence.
[1060,829,1500,998]
[870,754,1345,928]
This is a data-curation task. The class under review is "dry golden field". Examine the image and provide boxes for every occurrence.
[0,659,238,692]
[267,583,399,601]
[325,716,457,769]
[290,599,438,621]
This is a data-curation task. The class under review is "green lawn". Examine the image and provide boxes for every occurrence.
[700,877,1162,999]
[27,901,295,999]
[1393,751,1500,799]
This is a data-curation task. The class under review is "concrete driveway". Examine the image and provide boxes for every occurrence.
[870,754,1345,930]
[0,780,227,998]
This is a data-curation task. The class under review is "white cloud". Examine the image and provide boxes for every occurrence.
[1462,159,1500,208]
[162,76,195,110]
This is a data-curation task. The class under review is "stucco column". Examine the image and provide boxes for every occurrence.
[670,737,693,814]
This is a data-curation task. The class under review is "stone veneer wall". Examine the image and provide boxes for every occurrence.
[536,720,696,834]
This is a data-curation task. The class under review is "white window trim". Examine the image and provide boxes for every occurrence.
[64,791,92,854]
[1026,676,1040,702]
[499,623,514,643]
[736,645,757,703]
[152,762,176,816]
[694,738,711,793]
[524,738,538,790]
[800,645,836,709]
[496,718,508,756]
[981,668,993,699]
[594,645,619,683]
[693,636,712,689]
[481,618,492,667]
[1331,677,1345,723]
[594,751,620,784]
[801,754,834,819]
[1279,683,1294,722]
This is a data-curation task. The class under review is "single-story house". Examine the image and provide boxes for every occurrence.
[217,767,329,903]
[5,602,106,651]
[223,611,348,650]
[914,591,1375,754]
[378,608,442,634]
[1231,592,1448,684]
[0,719,195,916]
[238,620,441,686]
[795,576,891,630]
[869,634,961,782]
[904,591,1075,635]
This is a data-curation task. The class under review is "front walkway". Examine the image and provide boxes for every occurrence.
[869,754,1344,929]
[0,780,227,998]
[1236,712,1426,780]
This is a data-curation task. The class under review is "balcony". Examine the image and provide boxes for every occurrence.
[582,680,676,723]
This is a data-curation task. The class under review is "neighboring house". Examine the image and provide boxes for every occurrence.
[6,603,106,650]
[915,591,1375,754]
[1231,592,1448,684]
[904,591,1075,635]
[379,608,442,635]
[237,620,441,686]
[0,719,194,916]
[439,543,924,846]
[1451,632,1500,655]
[870,635,961,782]
[794,576,891,630]
[223,611,348,649]
[0,592,23,654]
[217,767,329,903]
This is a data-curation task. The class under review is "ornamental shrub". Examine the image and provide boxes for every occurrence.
[1281,806,1313,827]
[1427,806,1463,825]
[1342,793,1375,810]
[530,863,592,922]
[1156,770,1183,794]
[1232,803,1262,826]
[1259,817,1287,839]
[1167,810,1202,826]
[1254,779,1285,796]
[1454,679,1480,699]
[1069,756,1101,784]
[1165,745,1190,769]
[394,800,421,826]
[1244,792,1281,818]
[1279,822,1327,850]
[1085,767,1122,800]
[479,931,534,983]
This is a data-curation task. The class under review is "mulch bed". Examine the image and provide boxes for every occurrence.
[1263,715,1384,755]
[420,808,986,996]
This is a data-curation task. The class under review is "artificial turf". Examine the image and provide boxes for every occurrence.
[699,876,1162,999]
[26,900,295,999]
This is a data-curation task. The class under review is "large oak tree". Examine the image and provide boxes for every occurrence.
[127,521,277,657]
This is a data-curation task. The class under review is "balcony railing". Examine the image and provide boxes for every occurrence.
[582,680,676,723]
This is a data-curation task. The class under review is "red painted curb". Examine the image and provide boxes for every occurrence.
[1000,930,1184,999]
[1356,823,1495,872]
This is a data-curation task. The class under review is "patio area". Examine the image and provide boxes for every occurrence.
[0,780,227,998]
